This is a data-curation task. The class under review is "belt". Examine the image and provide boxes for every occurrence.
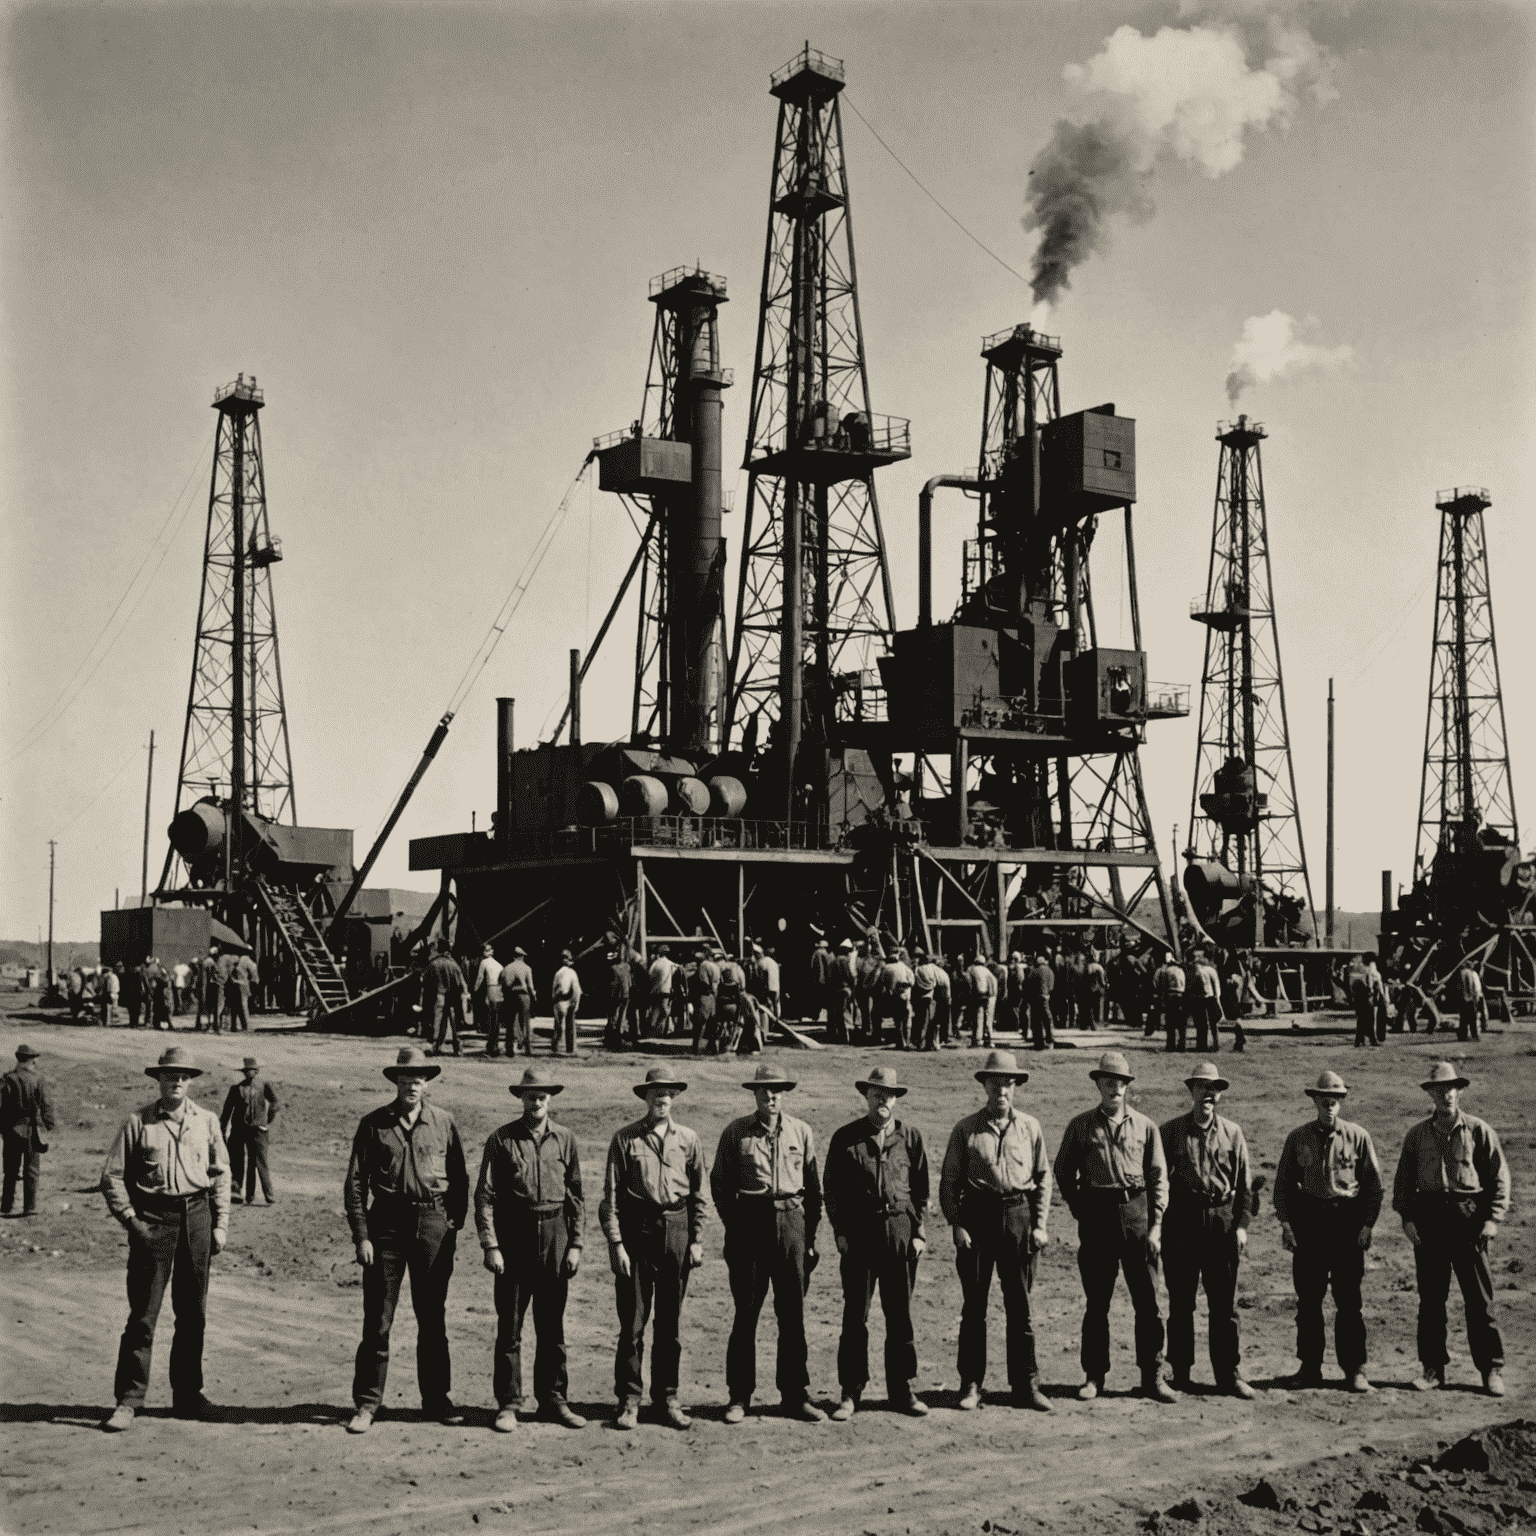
[138,1187,209,1207]
[502,1199,567,1219]
[374,1191,445,1209]
[966,1188,1032,1208]
[737,1192,804,1210]
[621,1194,687,1215]
[1170,1189,1234,1210]
[1081,1186,1145,1204]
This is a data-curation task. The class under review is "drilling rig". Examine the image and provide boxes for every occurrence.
[1382,486,1534,1015]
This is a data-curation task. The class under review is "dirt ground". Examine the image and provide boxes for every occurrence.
[2,998,1533,1536]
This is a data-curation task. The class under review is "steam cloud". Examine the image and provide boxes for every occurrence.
[1024,12,1335,307]
[1224,310,1355,404]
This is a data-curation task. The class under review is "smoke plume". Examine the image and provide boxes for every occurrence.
[1024,12,1334,307]
[1224,309,1354,404]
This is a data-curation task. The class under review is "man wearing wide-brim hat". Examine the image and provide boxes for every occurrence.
[1053,1051,1173,1403]
[823,1064,930,1420]
[99,1046,231,1431]
[1272,1070,1383,1392]
[1159,1063,1255,1398]
[1392,1062,1511,1396]
[597,1065,708,1430]
[474,1065,587,1430]
[342,1047,470,1433]
[939,1050,1052,1412]
[0,1043,56,1218]
[219,1057,279,1207]
[710,1064,825,1424]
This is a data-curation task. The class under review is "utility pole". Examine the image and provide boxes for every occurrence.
[1326,679,1335,945]
[46,840,56,987]
[141,729,156,905]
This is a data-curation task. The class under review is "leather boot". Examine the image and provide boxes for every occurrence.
[1015,1376,1051,1412]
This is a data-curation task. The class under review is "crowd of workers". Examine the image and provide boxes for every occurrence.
[59,948,261,1032]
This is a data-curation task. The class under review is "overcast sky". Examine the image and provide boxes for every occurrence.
[3,0,1531,941]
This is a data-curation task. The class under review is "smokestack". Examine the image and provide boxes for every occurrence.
[569,651,581,746]
[496,697,515,842]
[1326,678,1334,944]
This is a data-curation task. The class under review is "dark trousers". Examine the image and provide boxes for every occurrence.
[606,995,632,1050]
[966,1002,993,1047]
[1458,1002,1482,1042]
[1075,1190,1164,1379]
[1029,997,1055,1050]
[913,995,936,1050]
[956,1198,1038,1388]
[890,997,912,1048]
[1162,996,1187,1051]
[429,993,461,1054]
[1289,1193,1368,1372]
[648,996,673,1037]
[837,1213,919,1398]
[481,994,505,1055]
[113,1191,212,1408]
[492,1207,571,1406]
[225,985,251,1031]
[690,996,717,1052]
[613,1205,691,1403]
[1411,1196,1504,1373]
[552,1001,578,1053]
[352,1202,457,1412]
[723,1202,810,1403]
[228,1126,274,1203]
[1194,998,1222,1052]
[1163,1202,1241,1380]
[1353,995,1379,1048]
[1,1131,41,1214]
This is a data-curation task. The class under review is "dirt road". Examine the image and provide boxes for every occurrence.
[2,1004,1531,1534]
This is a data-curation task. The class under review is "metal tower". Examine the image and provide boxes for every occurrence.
[1415,486,1518,874]
[728,44,909,813]
[1186,416,1315,946]
[162,375,295,888]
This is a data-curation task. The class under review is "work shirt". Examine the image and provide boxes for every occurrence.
[234,954,258,989]
[598,1116,708,1245]
[422,954,465,999]
[1272,1117,1384,1226]
[690,958,720,1000]
[809,948,834,987]
[881,960,915,999]
[856,955,882,994]
[835,953,858,989]
[0,1064,56,1150]
[1193,962,1221,1000]
[710,1112,821,1232]
[966,964,997,1000]
[1159,1111,1252,1227]
[500,959,535,997]
[824,1117,929,1242]
[1154,963,1186,998]
[1026,962,1053,1001]
[648,957,677,996]
[913,961,945,999]
[474,957,503,1000]
[1458,969,1484,1003]
[1087,961,1107,993]
[101,1098,231,1230]
[940,1108,1051,1230]
[607,959,632,1000]
[343,1101,469,1242]
[172,963,191,990]
[474,1116,585,1249]
[1392,1112,1511,1225]
[220,1076,279,1132]
[105,971,121,1000]
[1054,1105,1168,1224]
[718,960,747,999]
[757,954,780,994]
[551,965,581,1003]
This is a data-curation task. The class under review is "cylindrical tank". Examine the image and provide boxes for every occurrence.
[1182,860,1253,921]
[576,781,621,825]
[671,776,711,815]
[168,800,226,862]
[706,775,748,818]
[618,775,669,818]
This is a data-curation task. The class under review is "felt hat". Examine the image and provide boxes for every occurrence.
[384,1045,440,1082]
[511,1065,564,1097]
[838,938,854,951]
[1184,1061,1230,1092]
[1304,1070,1349,1099]
[1420,1060,1470,1092]
[145,1045,203,1079]
[742,1062,796,1092]
[14,1043,39,1061]
[241,1057,260,1071]
[1089,1050,1135,1083]
[855,1063,908,1097]
[513,946,528,958]
[632,1065,687,1099]
[975,1048,1029,1085]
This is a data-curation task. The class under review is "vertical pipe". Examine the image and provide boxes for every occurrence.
[954,736,969,844]
[46,839,55,987]
[1326,679,1335,944]
[1380,870,1392,960]
[141,730,156,904]
[781,483,803,820]
[230,407,246,819]
[918,484,933,628]
[569,650,582,746]
[496,698,515,843]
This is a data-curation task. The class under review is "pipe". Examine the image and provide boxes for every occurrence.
[1326,678,1335,943]
[569,649,582,746]
[496,698,514,843]
[918,475,978,628]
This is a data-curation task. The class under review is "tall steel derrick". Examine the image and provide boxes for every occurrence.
[1399,487,1532,1005]
[728,45,909,816]
[1186,417,1315,946]
[161,374,295,891]
[593,269,730,755]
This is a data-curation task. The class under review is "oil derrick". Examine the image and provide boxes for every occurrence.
[728,45,910,830]
[156,376,352,1018]
[1390,487,1533,1009]
[875,326,1188,962]
[1185,417,1315,948]
[591,268,731,754]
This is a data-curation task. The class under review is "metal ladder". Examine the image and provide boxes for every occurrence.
[253,880,351,1015]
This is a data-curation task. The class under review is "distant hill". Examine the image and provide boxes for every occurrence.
[1,940,99,969]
